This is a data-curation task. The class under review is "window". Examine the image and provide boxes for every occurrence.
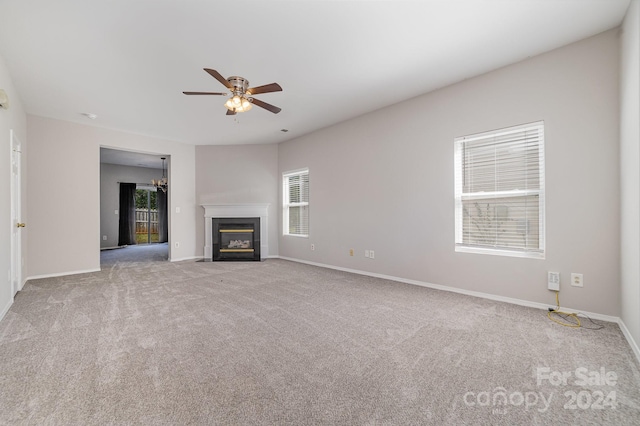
[283,168,309,237]
[454,121,545,258]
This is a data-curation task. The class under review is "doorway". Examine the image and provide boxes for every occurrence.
[100,147,170,262]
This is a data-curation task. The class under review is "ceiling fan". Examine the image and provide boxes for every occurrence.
[183,68,282,115]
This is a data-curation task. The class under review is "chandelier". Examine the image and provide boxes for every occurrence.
[152,157,168,193]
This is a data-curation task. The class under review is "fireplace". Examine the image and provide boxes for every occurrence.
[202,204,269,261]
[212,217,261,261]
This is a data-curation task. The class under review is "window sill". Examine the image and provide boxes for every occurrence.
[283,234,309,239]
[455,245,545,260]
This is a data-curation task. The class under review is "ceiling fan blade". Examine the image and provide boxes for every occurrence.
[183,91,227,95]
[204,68,233,90]
[250,98,281,114]
[226,109,236,116]
[247,83,282,95]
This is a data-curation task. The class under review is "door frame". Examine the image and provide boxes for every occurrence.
[10,129,23,297]
[99,146,171,258]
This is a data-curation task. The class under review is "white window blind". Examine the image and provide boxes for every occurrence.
[454,122,545,258]
[283,169,309,237]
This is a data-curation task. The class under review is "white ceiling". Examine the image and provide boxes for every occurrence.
[100,148,166,169]
[0,0,631,146]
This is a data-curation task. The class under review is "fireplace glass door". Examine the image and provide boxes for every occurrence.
[220,227,254,253]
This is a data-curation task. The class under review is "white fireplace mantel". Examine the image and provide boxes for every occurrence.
[202,203,269,261]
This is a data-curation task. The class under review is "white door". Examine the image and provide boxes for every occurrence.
[10,130,23,297]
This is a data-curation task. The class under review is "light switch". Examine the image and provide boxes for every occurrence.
[175,207,181,213]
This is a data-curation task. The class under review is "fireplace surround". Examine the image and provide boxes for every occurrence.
[202,204,269,261]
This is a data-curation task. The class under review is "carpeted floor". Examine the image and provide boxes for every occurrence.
[0,244,639,425]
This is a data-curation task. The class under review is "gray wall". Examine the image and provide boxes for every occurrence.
[620,0,640,349]
[100,163,163,249]
[27,115,197,278]
[195,144,279,258]
[278,29,620,316]
[0,52,27,319]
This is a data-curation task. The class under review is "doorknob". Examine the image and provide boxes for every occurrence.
[16,223,25,228]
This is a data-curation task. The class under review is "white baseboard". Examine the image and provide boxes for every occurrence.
[617,319,640,364]
[26,268,101,281]
[276,256,640,360]
[278,256,619,323]
[170,256,202,262]
[0,298,12,323]
[100,246,123,251]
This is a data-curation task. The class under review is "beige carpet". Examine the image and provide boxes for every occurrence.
[0,244,639,425]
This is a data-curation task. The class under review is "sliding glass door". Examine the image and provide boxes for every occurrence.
[135,187,159,244]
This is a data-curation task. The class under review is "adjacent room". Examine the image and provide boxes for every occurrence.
[0,1,639,424]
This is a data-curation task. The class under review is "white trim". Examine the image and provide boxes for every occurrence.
[0,299,12,323]
[169,256,202,262]
[282,167,309,178]
[459,121,545,143]
[455,245,545,259]
[100,246,124,251]
[617,319,640,363]
[276,256,620,325]
[26,268,101,281]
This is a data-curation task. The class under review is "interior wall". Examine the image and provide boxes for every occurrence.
[278,29,620,316]
[195,144,279,258]
[0,52,27,319]
[100,163,162,249]
[620,0,640,347]
[27,115,197,278]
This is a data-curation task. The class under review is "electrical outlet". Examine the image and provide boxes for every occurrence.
[365,250,370,258]
[102,235,107,240]
[349,249,354,256]
[174,242,180,248]
[548,271,560,291]
[571,273,583,287]
[370,250,375,259]
[311,244,315,251]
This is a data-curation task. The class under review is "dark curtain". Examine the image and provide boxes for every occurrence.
[118,183,137,246]
[157,189,168,243]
